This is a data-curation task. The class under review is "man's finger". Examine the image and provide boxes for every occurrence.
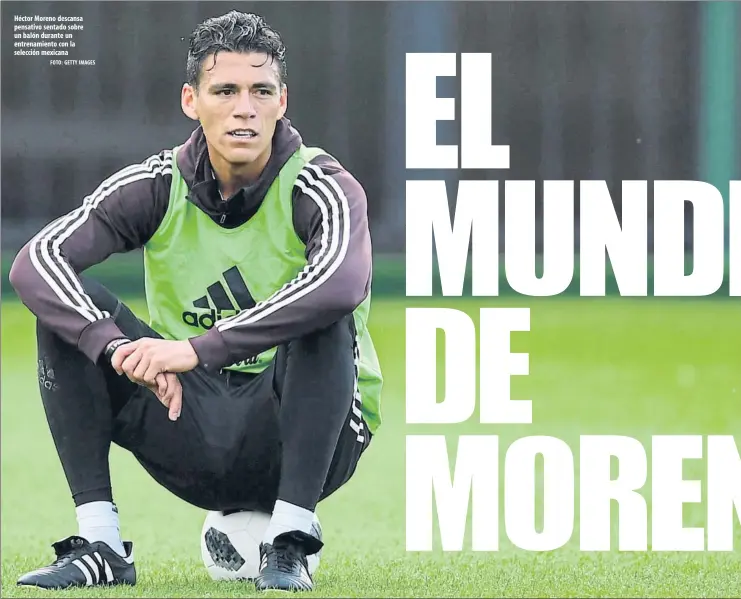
[168,378,182,421]
[111,342,138,374]
[132,355,152,382]
[147,382,168,406]
[155,373,168,399]
[143,361,163,387]
[121,351,143,380]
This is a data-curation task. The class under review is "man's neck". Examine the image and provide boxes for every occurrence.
[208,146,272,200]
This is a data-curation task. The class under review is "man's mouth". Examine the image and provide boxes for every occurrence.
[228,128,257,139]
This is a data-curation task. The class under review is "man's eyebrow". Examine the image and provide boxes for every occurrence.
[208,82,239,92]
[207,81,278,92]
[251,81,278,91]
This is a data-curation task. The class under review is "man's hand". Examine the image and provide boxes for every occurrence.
[111,337,198,386]
[110,338,196,422]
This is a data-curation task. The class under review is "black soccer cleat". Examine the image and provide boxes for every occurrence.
[254,530,324,592]
[17,535,136,590]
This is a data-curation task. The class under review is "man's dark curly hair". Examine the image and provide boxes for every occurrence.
[186,11,287,89]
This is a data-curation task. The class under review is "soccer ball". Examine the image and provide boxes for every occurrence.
[200,510,322,581]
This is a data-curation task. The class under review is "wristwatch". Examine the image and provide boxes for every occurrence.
[104,338,131,363]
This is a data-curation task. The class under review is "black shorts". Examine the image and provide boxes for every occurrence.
[102,292,371,513]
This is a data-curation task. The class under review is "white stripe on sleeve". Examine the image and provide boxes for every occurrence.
[28,152,172,323]
[216,163,350,331]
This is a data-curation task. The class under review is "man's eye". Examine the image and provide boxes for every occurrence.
[217,89,234,96]
[256,89,271,96]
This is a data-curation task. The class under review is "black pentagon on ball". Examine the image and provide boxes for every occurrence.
[204,527,246,571]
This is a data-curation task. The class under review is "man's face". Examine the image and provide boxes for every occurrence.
[181,51,287,168]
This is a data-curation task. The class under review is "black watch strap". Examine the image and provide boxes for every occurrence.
[104,338,131,363]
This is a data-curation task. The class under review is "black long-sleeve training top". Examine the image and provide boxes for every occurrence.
[9,118,373,372]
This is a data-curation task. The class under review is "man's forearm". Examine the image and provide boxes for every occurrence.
[189,269,370,372]
[9,244,128,363]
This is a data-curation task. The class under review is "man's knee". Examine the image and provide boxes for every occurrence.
[35,278,119,351]
[289,315,355,355]
[36,277,121,340]
[272,315,355,398]
[36,317,75,353]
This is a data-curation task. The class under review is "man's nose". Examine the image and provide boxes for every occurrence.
[233,91,257,118]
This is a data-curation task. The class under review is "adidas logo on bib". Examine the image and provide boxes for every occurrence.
[182,265,256,330]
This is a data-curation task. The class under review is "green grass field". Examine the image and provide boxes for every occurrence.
[2,297,740,597]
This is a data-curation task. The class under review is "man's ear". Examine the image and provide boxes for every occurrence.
[181,83,199,121]
[277,84,287,120]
